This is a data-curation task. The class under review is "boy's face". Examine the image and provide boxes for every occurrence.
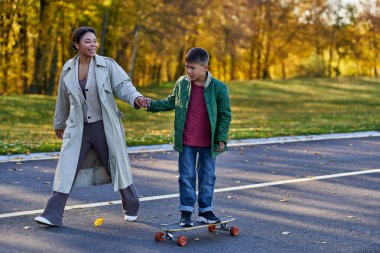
[185,62,208,82]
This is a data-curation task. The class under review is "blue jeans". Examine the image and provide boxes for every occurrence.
[178,145,216,213]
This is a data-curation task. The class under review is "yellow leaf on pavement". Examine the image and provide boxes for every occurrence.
[94,217,104,227]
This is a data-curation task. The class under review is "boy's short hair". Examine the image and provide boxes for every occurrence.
[185,47,209,66]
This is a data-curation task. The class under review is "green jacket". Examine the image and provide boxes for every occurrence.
[148,72,231,158]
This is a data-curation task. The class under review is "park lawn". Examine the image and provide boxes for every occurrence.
[0,77,379,155]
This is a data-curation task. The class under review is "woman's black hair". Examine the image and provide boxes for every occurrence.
[71,26,97,51]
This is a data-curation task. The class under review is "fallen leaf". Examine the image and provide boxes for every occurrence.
[236,180,241,184]
[94,217,104,227]
[280,198,289,202]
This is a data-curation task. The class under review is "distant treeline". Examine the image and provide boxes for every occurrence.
[0,0,379,95]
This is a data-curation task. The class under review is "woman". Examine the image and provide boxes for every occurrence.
[35,26,149,226]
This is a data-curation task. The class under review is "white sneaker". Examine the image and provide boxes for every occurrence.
[35,216,54,226]
[124,215,137,222]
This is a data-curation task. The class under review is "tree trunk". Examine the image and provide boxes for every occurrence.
[100,0,115,56]
[327,29,335,77]
[174,45,185,78]
[30,0,48,94]
[256,48,261,79]
[249,37,256,79]
[281,60,286,80]
[0,10,12,93]
[230,47,236,80]
[48,40,58,95]
[20,13,29,94]
[100,12,109,56]
[129,25,139,79]
[166,60,172,82]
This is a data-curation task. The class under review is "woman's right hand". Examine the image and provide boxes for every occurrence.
[55,129,64,140]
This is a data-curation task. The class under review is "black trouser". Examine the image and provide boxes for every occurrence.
[40,121,139,226]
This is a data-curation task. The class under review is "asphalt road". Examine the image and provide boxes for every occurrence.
[0,137,379,253]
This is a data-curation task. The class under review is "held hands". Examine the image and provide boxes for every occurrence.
[134,96,151,109]
[215,141,225,152]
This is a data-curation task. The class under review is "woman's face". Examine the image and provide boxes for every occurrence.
[75,32,97,57]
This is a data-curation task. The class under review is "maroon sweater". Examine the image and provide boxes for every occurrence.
[183,82,211,147]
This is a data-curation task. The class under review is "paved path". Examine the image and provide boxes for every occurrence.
[0,137,379,253]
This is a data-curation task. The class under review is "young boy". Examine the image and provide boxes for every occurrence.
[147,47,231,227]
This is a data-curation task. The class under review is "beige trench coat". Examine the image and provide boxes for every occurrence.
[53,54,142,194]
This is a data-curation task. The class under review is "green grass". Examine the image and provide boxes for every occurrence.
[0,77,379,155]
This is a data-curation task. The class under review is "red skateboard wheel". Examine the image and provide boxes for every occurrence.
[177,236,187,246]
[230,226,239,236]
[154,231,165,242]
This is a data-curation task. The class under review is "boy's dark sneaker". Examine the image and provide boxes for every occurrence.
[179,211,193,227]
[197,211,221,224]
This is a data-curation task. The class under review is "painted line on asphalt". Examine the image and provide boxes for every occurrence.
[1,131,380,162]
[1,168,379,219]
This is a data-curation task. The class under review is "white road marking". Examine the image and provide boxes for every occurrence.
[1,168,379,219]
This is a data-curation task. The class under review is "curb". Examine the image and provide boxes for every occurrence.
[1,131,379,163]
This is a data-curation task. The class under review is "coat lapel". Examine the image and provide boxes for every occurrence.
[63,56,80,103]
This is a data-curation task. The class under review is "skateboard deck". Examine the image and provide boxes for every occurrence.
[162,217,235,232]
[155,217,239,246]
